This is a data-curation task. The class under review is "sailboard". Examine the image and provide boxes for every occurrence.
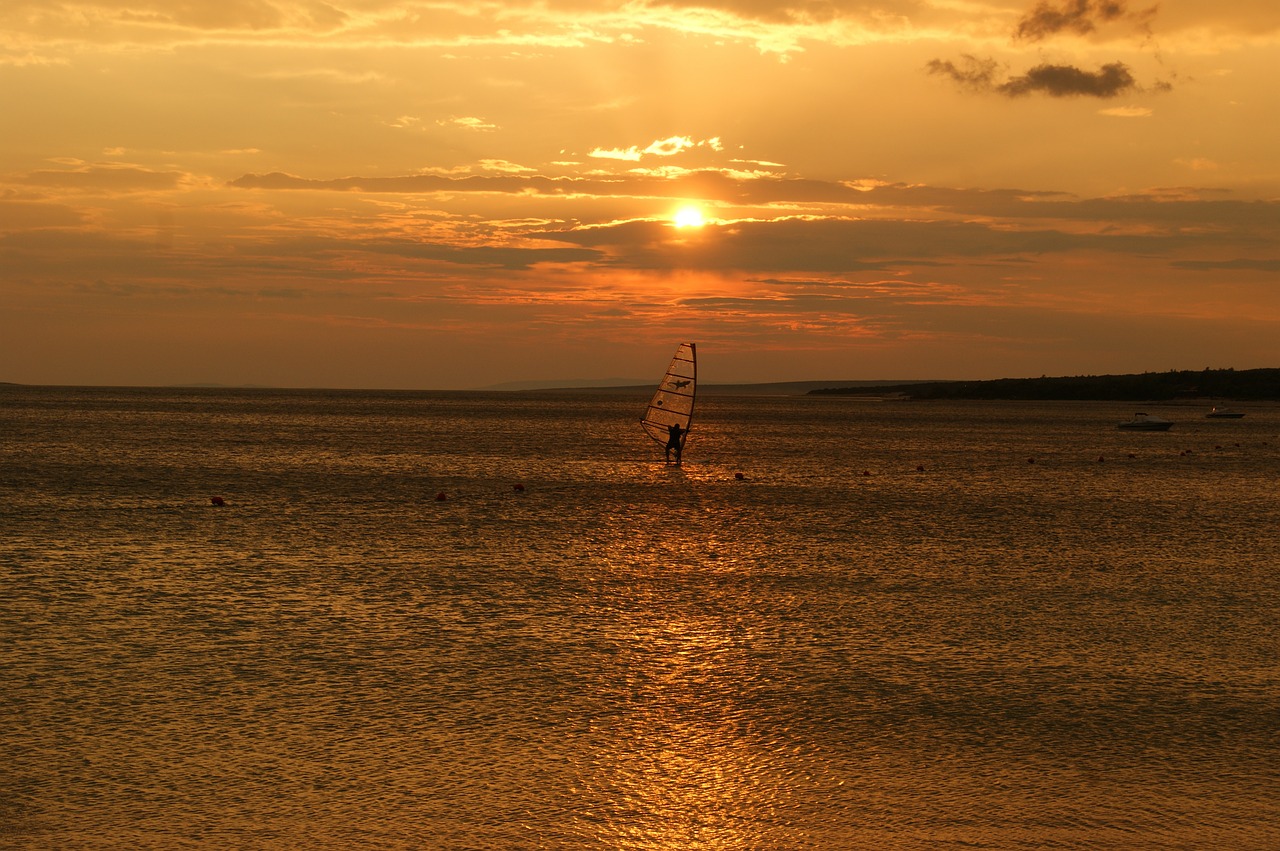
[640,342,697,461]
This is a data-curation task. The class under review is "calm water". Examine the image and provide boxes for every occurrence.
[2,386,1278,849]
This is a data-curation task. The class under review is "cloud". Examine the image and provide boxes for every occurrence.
[928,57,1141,98]
[15,164,190,191]
[589,136,723,162]
[362,239,600,270]
[929,0,1166,100]
[438,116,497,131]
[0,200,85,229]
[926,55,1001,92]
[590,147,644,162]
[1000,62,1137,97]
[1172,258,1280,273]
[531,216,1180,275]
[224,169,1280,235]
[1098,105,1151,117]
[1014,0,1128,41]
[5,0,350,35]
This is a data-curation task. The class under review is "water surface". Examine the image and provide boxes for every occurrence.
[3,387,1278,848]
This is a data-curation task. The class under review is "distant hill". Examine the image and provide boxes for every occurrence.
[809,368,1280,401]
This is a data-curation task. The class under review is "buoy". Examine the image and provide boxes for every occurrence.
[435,492,447,501]
[1097,456,1105,463]
[916,464,925,472]
[862,470,871,476]
[1027,457,1036,464]
[734,472,744,480]
[210,496,225,506]
[513,483,525,492]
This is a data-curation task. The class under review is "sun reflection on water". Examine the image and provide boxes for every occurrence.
[573,489,825,848]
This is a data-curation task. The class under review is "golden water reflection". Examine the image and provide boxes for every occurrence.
[577,490,843,848]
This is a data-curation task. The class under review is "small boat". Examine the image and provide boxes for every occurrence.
[1206,407,1246,419]
[1117,413,1173,431]
[640,342,697,464]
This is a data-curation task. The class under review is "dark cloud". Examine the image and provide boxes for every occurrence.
[1015,0,1127,41]
[1000,62,1137,97]
[929,0,1162,99]
[926,56,1002,91]
[928,57,1139,98]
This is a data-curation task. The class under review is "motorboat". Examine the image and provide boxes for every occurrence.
[1117,413,1173,431]
[1206,407,1246,419]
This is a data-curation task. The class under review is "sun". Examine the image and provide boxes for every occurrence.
[672,206,706,229]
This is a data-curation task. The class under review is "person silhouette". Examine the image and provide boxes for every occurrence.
[665,423,685,465]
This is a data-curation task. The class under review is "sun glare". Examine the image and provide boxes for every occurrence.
[673,206,706,229]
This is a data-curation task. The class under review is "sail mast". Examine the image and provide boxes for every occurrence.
[640,342,697,450]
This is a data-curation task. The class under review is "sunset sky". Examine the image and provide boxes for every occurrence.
[3,0,1278,389]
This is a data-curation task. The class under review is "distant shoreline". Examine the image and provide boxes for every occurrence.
[808,367,1280,402]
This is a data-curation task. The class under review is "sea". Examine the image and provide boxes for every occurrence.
[2,385,1278,850]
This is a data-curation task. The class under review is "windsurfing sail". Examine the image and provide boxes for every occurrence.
[640,342,697,453]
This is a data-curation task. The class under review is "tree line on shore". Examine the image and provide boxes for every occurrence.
[809,368,1280,401]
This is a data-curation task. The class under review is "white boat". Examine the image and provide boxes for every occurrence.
[1206,407,1246,419]
[640,343,697,464]
[1117,412,1173,431]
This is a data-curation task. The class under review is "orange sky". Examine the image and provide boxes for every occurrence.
[2,0,1278,388]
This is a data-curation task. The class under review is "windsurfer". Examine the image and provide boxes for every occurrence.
[666,423,684,464]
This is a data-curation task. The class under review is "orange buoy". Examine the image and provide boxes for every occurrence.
[435,492,447,501]
[210,496,225,506]
[916,464,925,472]
[514,483,525,492]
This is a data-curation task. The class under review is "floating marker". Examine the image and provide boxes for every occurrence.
[734,472,745,480]
[435,492,448,501]
[514,483,525,492]
[210,496,226,506]
[916,464,925,472]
